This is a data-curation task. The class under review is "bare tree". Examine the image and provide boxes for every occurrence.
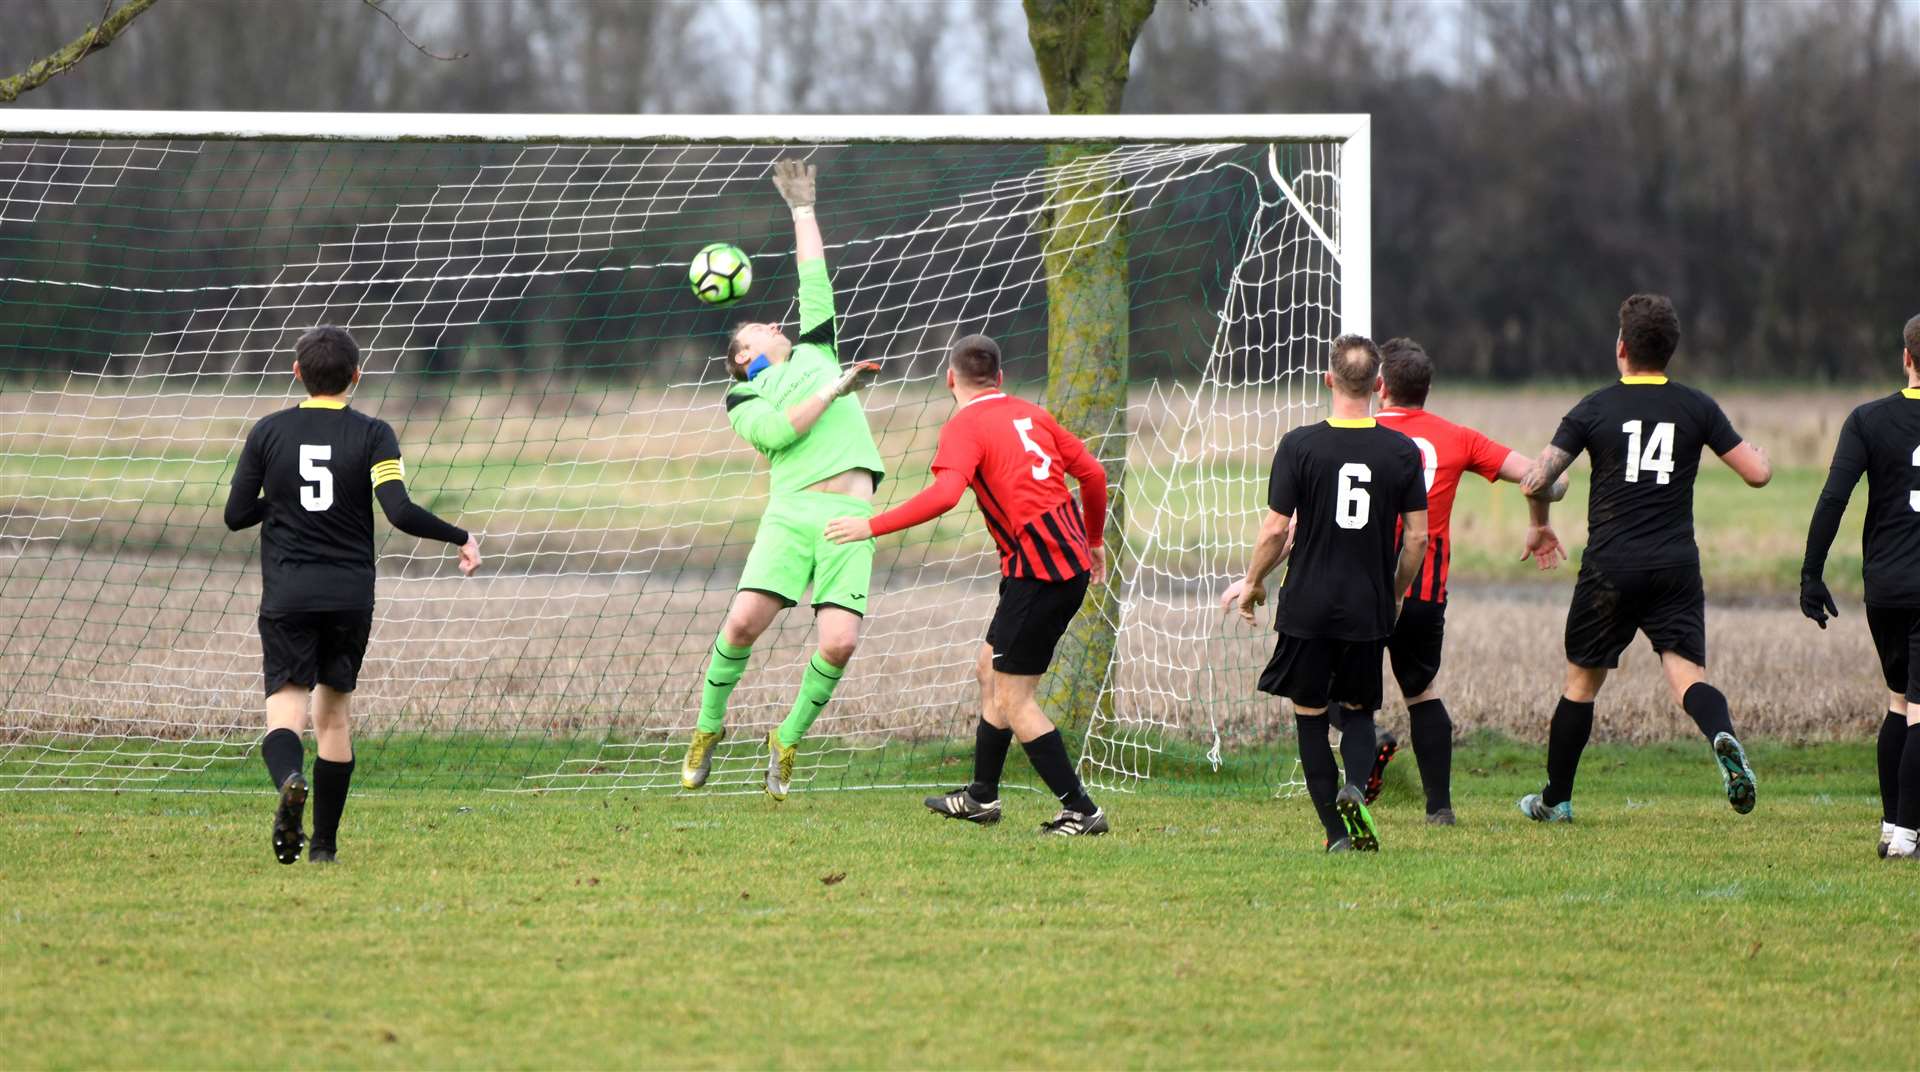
[1021,0,1156,734]
[0,0,161,104]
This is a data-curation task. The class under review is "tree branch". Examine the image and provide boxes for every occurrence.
[360,0,468,62]
[0,0,161,105]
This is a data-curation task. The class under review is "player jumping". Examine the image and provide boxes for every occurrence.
[224,326,480,865]
[823,334,1111,836]
[681,159,882,801]
[1224,335,1429,852]
[1516,294,1771,823]
[1362,337,1569,825]
[1800,314,1920,858]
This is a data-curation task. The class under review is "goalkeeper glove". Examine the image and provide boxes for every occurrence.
[816,361,880,403]
[772,159,816,212]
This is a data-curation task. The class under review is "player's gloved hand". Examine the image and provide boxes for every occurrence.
[1521,523,1567,571]
[1800,574,1839,628]
[824,517,873,545]
[822,361,880,400]
[1087,544,1106,585]
[772,159,817,211]
[458,536,482,576]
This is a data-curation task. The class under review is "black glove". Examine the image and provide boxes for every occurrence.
[1800,575,1839,629]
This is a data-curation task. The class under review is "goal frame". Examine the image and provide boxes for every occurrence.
[0,111,1371,793]
[0,111,1371,337]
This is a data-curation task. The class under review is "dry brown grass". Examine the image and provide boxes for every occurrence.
[0,542,1882,762]
[1423,585,1882,741]
[0,383,1889,791]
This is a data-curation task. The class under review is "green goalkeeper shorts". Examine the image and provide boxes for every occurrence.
[737,491,876,616]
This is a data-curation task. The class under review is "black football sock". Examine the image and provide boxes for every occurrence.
[1879,709,1908,825]
[1542,697,1595,807]
[1020,730,1097,815]
[969,719,1014,803]
[1681,682,1735,742]
[1898,727,1920,831]
[1336,708,1378,792]
[310,755,355,852]
[1294,714,1347,843]
[261,727,304,791]
[1407,698,1454,813]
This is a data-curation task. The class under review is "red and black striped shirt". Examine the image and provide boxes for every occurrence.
[867,392,1108,580]
[1375,406,1513,603]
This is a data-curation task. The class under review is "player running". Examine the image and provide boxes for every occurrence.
[224,326,481,865]
[823,334,1111,836]
[1223,335,1429,852]
[1361,337,1569,825]
[1516,294,1771,824]
[682,159,882,801]
[1800,314,1920,859]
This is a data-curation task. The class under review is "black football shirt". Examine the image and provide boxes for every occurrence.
[1807,389,1920,607]
[1267,418,1428,641]
[229,400,406,614]
[1549,376,1742,572]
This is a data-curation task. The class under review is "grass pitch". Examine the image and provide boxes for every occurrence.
[0,739,1903,1069]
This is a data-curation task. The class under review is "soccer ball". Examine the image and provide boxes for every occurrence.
[688,242,752,305]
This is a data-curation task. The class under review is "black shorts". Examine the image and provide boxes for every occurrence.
[1258,633,1386,711]
[1388,597,1446,697]
[259,609,375,696]
[1564,563,1706,669]
[985,574,1090,676]
[1866,605,1920,702]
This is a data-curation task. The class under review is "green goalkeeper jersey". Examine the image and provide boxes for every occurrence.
[724,257,886,494]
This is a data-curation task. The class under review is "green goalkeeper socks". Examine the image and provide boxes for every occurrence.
[777,652,844,748]
[697,638,752,734]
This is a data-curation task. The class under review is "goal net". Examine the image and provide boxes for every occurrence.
[0,113,1367,795]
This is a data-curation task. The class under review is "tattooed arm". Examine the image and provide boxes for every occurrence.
[1498,449,1569,502]
[1520,445,1575,500]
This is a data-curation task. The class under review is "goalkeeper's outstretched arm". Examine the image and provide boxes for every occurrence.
[773,159,824,264]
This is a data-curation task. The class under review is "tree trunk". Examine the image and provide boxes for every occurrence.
[1021,0,1154,735]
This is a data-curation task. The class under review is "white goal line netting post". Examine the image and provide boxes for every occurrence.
[0,112,1367,795]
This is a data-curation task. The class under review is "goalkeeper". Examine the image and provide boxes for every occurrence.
[682,159,883,801]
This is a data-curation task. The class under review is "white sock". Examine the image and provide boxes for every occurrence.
[1884,821,1898,843]
[1891,827,1919,857]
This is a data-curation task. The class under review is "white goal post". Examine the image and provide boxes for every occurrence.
[7,109,1370,326]
[0,111,1369,794]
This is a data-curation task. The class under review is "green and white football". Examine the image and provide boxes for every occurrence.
[688,242,752,305]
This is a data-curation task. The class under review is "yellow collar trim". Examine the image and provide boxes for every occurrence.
[299,399,347,409]
[1902,388,1920,400]
[1620,375,1668,385]
[1327,417,1376,429]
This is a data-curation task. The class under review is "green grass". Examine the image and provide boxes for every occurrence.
[1,729,1306,797]
[0,739,1903,1069]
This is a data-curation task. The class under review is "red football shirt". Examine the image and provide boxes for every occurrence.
[868,392,1108,580]
[1374,406,1513,602]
